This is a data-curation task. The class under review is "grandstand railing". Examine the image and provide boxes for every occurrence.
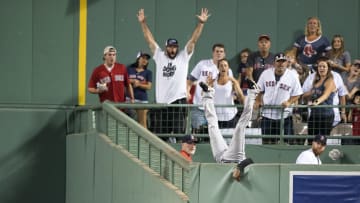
[73,102,191,194]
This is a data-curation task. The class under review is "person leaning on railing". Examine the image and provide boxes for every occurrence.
[302,57,336,137]
[254,53,303,144]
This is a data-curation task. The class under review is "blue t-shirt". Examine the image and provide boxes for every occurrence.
[294,35,331,66]
[311,79,334,116]
[127,66,153,101]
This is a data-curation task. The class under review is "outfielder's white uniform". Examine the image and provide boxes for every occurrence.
[302,71,348,126]
[257,68,303,119]
[203,87,258,163]
[296,148,322,165]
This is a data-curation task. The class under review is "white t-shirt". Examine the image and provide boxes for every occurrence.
[153,45,193,104]
[296,148,322,164]
[302,71,348,125]
[214,80,237,121]
[190,59,219,106]
[257,68,303,119]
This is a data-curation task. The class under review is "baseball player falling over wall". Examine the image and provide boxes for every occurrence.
[200,81,259,181]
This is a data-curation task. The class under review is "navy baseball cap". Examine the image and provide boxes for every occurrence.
[314,135,327,146]
[181,135,198,144]
[136,51,151,59]
[275,53,287,62]
[166,38,179,47]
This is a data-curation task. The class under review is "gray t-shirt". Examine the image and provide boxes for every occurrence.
[247,51,275,82]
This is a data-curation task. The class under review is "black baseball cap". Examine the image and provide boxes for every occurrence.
[166,38,179,47]
[275,52,287,62]
[136,51,151,59]
[181,135,198,144]
[314,135,327,146]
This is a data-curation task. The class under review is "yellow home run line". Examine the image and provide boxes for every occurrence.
[78,0,87,105]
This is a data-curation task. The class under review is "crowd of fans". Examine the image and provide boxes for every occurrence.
[88,12,360,145]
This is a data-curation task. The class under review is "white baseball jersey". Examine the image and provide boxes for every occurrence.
[302,71,348,125]
[153,44,193,104]
[296,148,322,165]
[257,68,303,119]
[190,59,219,107]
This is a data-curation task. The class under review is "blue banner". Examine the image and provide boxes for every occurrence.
[290,171,360,203]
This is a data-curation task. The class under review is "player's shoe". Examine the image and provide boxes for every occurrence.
[200,82,215,99]
[199,81,209,92]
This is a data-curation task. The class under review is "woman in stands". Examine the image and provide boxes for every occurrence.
[303,57,336,136]
[326,34,351,74]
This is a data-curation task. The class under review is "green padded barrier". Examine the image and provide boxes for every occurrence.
[198,163,280,203]
[66,132,96,203]
[94,135,115,203]
[0,108,66,203]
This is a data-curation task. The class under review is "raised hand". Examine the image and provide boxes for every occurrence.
[137,8,146,23]
[196,8,210,23]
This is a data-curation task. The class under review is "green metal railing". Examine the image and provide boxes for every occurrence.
[74,102,191,194]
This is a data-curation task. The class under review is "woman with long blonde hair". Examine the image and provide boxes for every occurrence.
[291,17,331,72]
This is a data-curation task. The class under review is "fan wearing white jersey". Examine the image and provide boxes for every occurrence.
[187,44,225,132]
[137,8,210,134]
[255,53,303,144]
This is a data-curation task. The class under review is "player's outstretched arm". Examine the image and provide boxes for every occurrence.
[186,8,210,54]
[137,9,157,55]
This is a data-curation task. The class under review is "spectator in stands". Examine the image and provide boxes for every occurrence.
[237,48,251,94]
[326,34,351,74]
[127,51,153,128]
[285,49,309,85]
[302,59,348,129]
[88,46,135,103]
[137,8,210,135]
[179,134,198,162]
[212,59,244,128]
[296,134,327,164]
[349,91,360,139]
[245,34,275,84]
[255,53,303,144]
[303,57,336,136]
[290,17,331,73]
[341,59,360,105]
[187,43,225,133]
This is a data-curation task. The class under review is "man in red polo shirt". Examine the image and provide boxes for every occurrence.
[88,46,134,103]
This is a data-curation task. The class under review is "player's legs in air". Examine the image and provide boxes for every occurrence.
[201,81,259,161]
[201,81,258,180]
